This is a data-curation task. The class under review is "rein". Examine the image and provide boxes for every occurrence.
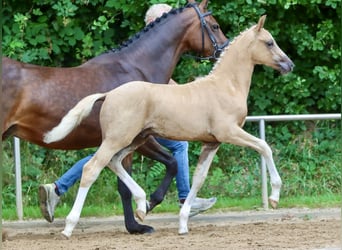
[186,3,230,60]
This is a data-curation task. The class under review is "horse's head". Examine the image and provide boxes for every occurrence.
[185,0,229,59]
[249,15,294,74]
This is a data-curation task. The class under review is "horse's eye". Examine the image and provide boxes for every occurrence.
[266,40,274,48]
[212,23,219,31]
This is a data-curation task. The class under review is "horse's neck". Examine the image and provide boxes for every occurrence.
[210,33,255,98]
[85,12,193,84]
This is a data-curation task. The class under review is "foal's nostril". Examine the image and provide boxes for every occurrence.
[287,60,295,71]
[291,62,295,70]
[278,56,294,73]
[278,60,294,74]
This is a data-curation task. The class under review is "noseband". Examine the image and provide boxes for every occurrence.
[188,3,230,60]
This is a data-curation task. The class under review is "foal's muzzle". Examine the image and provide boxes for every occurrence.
[278,58,295,74]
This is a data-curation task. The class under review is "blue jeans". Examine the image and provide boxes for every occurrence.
[55,154,93,196]
[55,139,190,200]
[156,138,190,200]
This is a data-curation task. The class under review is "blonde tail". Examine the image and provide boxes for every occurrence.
[44,93,106,143]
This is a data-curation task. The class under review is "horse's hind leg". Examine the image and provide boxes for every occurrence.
[117,155,155,234]
[179,142,220,235]
[62,140,118,238]
[137,136,178,211]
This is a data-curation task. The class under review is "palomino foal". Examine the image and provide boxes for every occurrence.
[45,15,294,237]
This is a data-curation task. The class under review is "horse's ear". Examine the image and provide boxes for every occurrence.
[199,0,209,10]
[187,0,196,3]
[256,15,267,32]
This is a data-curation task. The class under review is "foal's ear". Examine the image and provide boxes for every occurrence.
[256,15,267,32]
[199,0,209,10]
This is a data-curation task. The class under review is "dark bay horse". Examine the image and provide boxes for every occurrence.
[44,15,294,237]
[2,0,228,234]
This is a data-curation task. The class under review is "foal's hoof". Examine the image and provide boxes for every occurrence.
[178,228,189,235]
[135,210,146,222]
[61,230,72,240]
[269,198,278,209]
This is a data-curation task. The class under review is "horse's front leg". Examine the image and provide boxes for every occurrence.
[116,153,154,234]
[220,126,282,208]
[137,136,178,211]
[62,152,108,238]
[179,142,220,235]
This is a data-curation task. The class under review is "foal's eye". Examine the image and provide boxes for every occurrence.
[212,23,219,31]
[266,40,274,48]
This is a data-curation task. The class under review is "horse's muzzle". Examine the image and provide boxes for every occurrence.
[278,59,295,74]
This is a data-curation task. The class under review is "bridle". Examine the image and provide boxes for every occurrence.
[186,3,230,60]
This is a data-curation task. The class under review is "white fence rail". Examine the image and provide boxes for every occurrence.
[12,113,341,219]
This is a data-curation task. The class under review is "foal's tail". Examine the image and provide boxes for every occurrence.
[44,93,107,143]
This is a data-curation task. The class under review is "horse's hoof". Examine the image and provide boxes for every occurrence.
[128,224,155,234]
[269,198,278,209]
[135,210,146,222]
[178,230,189,235]
[143,227,155,234]
[178,224,189,235]
[139,226,155,234]
[61,231,71,240]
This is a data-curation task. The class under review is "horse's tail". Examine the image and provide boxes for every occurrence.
[44,93,107,143]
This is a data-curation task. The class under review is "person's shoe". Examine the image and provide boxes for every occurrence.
[38,183,60,223]
[179,197,217,217]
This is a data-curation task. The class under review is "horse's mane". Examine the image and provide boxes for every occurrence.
[106,4,191,54]
[208,25,253,74]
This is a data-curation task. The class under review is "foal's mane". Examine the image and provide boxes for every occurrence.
[208,25,255,74]
[107,4,190,54]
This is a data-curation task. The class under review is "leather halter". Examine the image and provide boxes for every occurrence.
[188,3,230,60]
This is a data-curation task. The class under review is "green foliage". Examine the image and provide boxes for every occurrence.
[2,1,341,214]
[273,121,342,196]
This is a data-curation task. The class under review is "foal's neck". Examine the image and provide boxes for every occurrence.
[209,32,255,98]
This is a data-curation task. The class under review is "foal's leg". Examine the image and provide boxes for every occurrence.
[62,140,116,238]
[221,126,282,208]
[179,142,220,235]
[108,135,151,222]
[108,149,147,222]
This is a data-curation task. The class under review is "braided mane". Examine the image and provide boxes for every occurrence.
[108,5,189,54]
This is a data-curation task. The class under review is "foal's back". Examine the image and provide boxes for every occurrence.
[99,79,220,142]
